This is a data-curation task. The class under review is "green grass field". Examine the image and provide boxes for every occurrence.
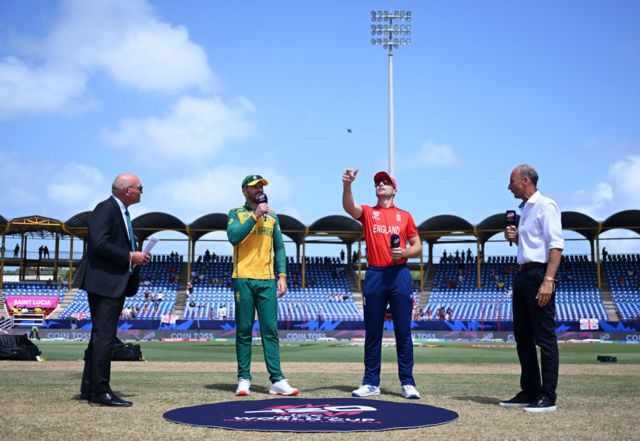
[26,340,640,364]
[2,341,639,441]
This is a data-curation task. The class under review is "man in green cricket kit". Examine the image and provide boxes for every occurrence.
[227,174,299,396]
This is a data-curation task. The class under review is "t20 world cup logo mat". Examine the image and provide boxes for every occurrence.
[164,398,458,432]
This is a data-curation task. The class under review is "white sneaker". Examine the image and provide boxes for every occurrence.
[352,385,380,397]
[401,384,421,399]
[269,379,300,396]
[235,378,251,396]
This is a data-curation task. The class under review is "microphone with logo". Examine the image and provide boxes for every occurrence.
[257,193,268,221]
[390,234,401,260]
[505,210,518,246]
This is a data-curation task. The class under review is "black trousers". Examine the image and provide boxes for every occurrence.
[512,265,559,402]
[81,293,125,398]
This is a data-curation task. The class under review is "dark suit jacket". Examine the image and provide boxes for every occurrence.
[81,196,140,298]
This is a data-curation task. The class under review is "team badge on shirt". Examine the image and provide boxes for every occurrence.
[396,214,401,222]
[372,211,380,220]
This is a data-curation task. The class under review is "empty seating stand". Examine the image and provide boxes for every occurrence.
[604,253,640,321]
[425,255,607,321]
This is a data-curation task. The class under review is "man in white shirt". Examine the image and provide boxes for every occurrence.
[501,164,563,413]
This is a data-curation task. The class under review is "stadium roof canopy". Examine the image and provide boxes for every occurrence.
[418,215,475,243]
[601,210,640,236]
[189,213,229,241]
[476,213,505,244]
[63,211,92,239]
[2,209,639,247]
[4,215,67,238]
[278,214,307,244]
[561,211,599,241]
[132,212,188,241]
[307,215,362,244]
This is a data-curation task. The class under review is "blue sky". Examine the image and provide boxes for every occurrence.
[1,0,639,258]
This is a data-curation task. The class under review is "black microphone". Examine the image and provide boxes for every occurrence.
[505,210,518,247]
[390,234,401,248]
[258,193,268,221]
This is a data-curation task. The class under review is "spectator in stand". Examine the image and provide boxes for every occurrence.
[187,281,194,296]
[156,291,163,302]
[44,246,50,259]
[340,249,345,263]
[39,245,44,260]
[14,244,19,258]
[602,247,608,262]
[342,168,422,400]
[218,304,227,320]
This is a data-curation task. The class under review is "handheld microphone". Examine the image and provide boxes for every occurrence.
[390,234,401,248]
[505,210,518,246]
[258,193,268,221]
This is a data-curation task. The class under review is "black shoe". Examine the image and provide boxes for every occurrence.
[499,391,534,409]
[90,393,133,407]
[79,392,91,400]
[524,395,556,413]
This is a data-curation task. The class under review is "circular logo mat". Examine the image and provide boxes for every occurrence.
[164,398,458,432]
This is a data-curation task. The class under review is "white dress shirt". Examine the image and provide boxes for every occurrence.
[517,191,564,265]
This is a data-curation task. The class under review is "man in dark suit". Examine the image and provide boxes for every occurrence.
[80,173,150,407]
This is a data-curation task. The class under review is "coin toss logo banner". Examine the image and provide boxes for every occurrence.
[164,398,458,432]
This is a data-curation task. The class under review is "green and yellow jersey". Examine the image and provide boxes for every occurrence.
[227,203,287,280]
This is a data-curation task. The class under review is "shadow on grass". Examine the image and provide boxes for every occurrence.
[451,395,500,405]
[302,384,354,394]
[205,383,269,394]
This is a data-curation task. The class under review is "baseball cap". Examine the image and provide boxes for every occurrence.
[242,174,269,188]
[373,171,397,189]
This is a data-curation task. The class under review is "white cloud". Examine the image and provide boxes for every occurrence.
[0,57,89,117]
[416,140,458,167]
[570,182,614,218]
[608,155,640,207]
[149,165,294,223]
[101,95,255,160]
[0,151,106,218]
[0,0,215,118]
[47,163,106,208]
[568,154,640,218]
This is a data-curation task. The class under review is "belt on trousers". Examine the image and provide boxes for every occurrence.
[518,262,547,271]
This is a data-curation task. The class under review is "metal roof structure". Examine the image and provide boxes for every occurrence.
[1,210,638,246]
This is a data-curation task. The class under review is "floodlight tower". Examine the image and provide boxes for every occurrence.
[370,10,412,176]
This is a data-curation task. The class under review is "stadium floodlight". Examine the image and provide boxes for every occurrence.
[370,9,412,176]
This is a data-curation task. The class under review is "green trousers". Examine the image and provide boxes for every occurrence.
[232,278,284,383]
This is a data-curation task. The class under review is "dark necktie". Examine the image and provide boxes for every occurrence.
[125,210,136,251]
